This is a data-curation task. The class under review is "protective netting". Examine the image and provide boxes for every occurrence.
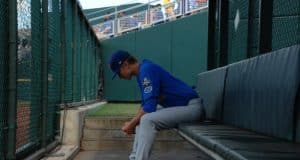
[272,0,300,50]
[16,0,38,155]
[75,14,82,102]
[226,0,299,64]
[47,0,61,141]
[0,0,101,159]
[64,0,74,102]
[227,0,249,63]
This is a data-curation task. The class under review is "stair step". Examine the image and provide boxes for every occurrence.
[81,117,192,151]
[82,128,182,141]
[81,139,193,151]
[84,117,132,129]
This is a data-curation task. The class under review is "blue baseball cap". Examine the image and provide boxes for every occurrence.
[109,50,130,79]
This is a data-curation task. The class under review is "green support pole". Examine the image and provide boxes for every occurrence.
[219,0,228,67]
[72,0,77,102]
[57,0,66,138]
[94,42,97,99]
[259,0,273,53]
[207,0,217,70]
[84,28,88,101]
[61,0,66,104]
[42,0,49,148]
[7,0,17,159]
[247,0,254,58]
[80,15,84,101]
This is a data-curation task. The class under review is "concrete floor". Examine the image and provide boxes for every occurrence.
[74,146,213,160]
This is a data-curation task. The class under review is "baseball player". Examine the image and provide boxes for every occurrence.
[109,50,205,160]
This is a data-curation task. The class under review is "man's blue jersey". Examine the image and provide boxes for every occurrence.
[137,60,199,113]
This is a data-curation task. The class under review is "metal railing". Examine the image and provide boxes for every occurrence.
[185,0,208,14]
[118,10,148,33]
[91,0,208,39]
[94,20,115,39]
[149,0,183,24]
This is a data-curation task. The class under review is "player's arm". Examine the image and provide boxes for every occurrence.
[122,107,146,135]
[122,67,159,135]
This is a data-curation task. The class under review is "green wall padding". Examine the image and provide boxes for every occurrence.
[172,12,208,85]
[102,32,140,101]
[135,23,172,71]
[101,11,208,101]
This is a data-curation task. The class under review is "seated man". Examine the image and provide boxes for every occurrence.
[109,50,205,160]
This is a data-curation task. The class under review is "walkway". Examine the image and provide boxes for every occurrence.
[75,145,213,160]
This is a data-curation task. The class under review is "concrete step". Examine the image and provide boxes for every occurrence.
[81,117,193,151]
[82,128,182,141]
[40,145,79,160]
[81,139,193,151]
[81,138,133,151]
[84,117,132,129]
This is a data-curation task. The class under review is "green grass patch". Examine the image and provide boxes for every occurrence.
[86,103,140,117]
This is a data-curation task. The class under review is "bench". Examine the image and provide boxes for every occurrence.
[177,44,300,160]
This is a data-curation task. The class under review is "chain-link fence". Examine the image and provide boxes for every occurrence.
[0,0,101,159]
[208,0,300,69]
[90,0,209,39]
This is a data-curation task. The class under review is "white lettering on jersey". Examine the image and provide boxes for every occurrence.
[144,86,152,93]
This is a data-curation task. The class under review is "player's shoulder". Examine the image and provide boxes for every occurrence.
[140,59,159,71]
[140,59,162,74]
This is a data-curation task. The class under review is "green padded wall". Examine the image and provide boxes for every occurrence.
[102,32,140,101]
[172,12,208,85]
[135,23,172,71]
[101,11,208,101]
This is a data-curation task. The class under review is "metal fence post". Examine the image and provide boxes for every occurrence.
[61,0,66,104]
[259,0,273,53]
[207,0,217,70]
[80,14,84,101]
[7,0,17,159]
[72,0,78,102]
[219,0,228,67]
[42,0,49,148]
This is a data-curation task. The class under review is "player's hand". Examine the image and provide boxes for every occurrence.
[122,122,135,135]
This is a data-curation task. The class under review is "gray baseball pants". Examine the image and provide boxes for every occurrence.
[129,98,204,160]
